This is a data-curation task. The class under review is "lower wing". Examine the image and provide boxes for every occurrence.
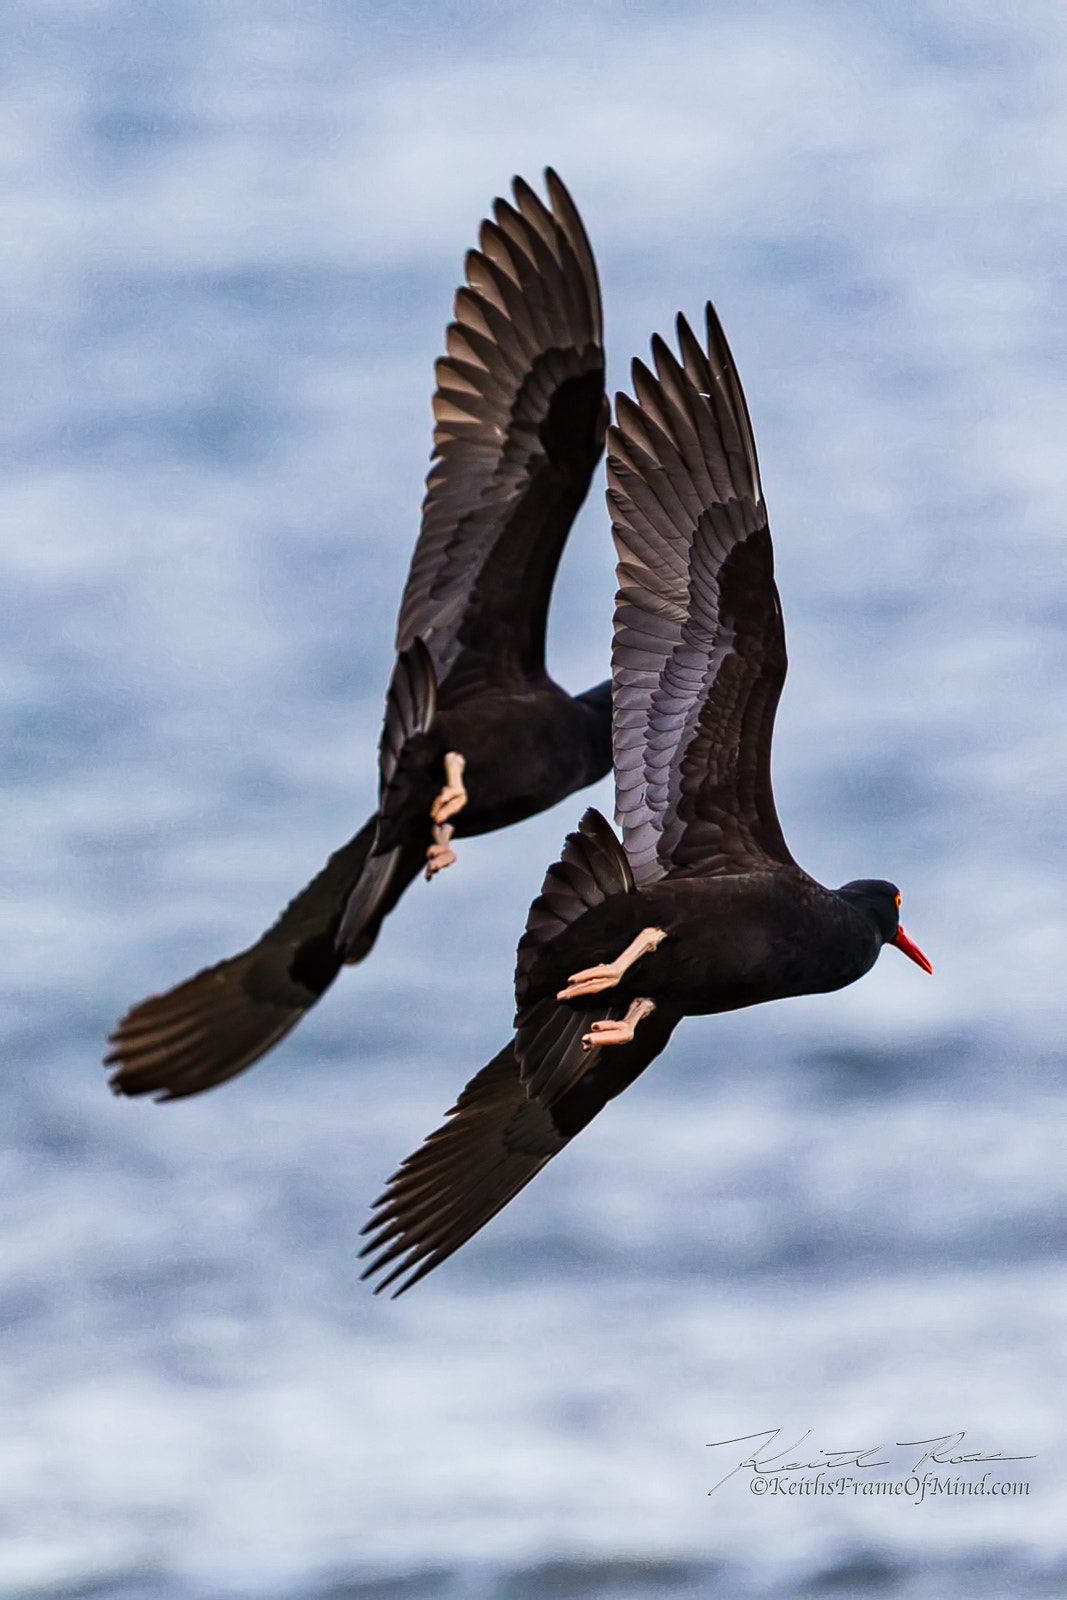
[359,1001,680,1295]
[105,820,421,1101]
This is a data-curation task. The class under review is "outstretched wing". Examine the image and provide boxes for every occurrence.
[396,169,606,696]
[359,1004,680,1297]
[609,303,795,884]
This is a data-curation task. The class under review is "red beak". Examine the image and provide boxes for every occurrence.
[891,926,933,974]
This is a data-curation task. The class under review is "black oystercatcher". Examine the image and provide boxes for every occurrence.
[106,171,612,1101]
[360,302,932,1294]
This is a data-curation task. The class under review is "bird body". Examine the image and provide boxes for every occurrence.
[359,302,932,1295]
[377,680,611,853]
[106,170,613,1102]
[517,866,889,1019]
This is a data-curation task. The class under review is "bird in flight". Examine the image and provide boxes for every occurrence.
[360,301,932,1296]
[106,170,613,1102]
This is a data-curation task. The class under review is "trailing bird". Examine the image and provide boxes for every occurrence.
[106,170,612,1102]
[360,301,932,1295]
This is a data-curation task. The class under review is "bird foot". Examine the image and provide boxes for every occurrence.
[559,962,625,999]
[425,822,457,879]
[557,926,667,1000]
[581,1017,635,1049]
[430,752,468,825]
[582,998,656,1051]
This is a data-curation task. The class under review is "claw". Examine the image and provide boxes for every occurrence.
[581,997,656,1051]
[581,1018,635,1050]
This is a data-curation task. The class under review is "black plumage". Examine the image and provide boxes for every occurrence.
[361,302,931,1294]
[106,170,612,1102]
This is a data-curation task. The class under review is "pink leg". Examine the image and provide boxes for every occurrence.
[582,997,657,1051]
[557,927,667,1000]
[430,752,468,824]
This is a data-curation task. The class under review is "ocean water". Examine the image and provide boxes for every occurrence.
[1,2,1065,1596]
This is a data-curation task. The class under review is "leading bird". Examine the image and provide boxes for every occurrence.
[361,301,932,1295]
[107,171,612,1102]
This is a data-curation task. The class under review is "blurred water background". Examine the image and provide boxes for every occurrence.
[1,2,1065,1596]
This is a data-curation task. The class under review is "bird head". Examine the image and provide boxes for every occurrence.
[836,879,933,974]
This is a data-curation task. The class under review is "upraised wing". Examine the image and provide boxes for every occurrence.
[396,170,606,695]
[609,304,795,883]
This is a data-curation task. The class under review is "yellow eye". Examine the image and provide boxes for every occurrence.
[895,893,901,910]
